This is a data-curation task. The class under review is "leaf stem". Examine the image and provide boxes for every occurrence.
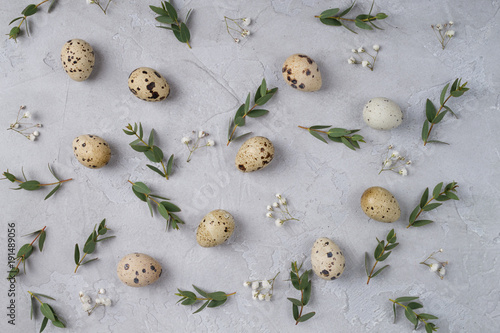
[195,292,236,301]
[424,94,453,145]
[74,252,88,273]
[366,243,388,284]
[28,291,43,304]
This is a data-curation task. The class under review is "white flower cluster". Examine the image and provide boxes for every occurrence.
[243,274,278,301]
[224,17,252,43]
[266,193,298,227]
[79,288,112,315]
[348,45,380,71]
[182,130,215,162]
[431,21,456,50]
[421,249,448,280]
[379,145,411,176]
[8,106,42,142]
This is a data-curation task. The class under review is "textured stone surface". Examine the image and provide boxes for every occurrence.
[0,0,499,332]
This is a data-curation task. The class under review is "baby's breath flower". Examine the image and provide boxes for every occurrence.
[234,38,240,43]
[348,57,356,64]
[275,193,282,199]
[429,263,439,272]
[421,250,449,279]
[266,205,273,211]
[391,151,400,158]
[33,131,40,137]
[446,30,455,37]
[181,137,191,144]
[373,44,380,51]
[362,60,369,67]
[242,18,251,26]
[383,159,393,168]
[351,49,357,53]
[449,21,454,25]
[379,146,412,176]
[243,281,251,287]
[275,219,283,227]
[258,294,265,301]
[102,298,112,307]
[358,47,365,53]
[272,202,279,208]
[79,291,85,297]
[207,139,215,147]
[252,291,259,300]
[23,111,31,118]
[98,288,106,295]
[438,267,446,276]
[198,131,206,138]
[82,302,92,311]
[265,294,271,301]
[242,29,250,37]
[436,24,442,30]
[28,134,36,141]
[279,197,287,205]
[261,280,271,289]
[399,168,408,176]
[251,281,260,290]
[266,212,273,218]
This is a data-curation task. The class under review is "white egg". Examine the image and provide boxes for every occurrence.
[363,98,403,130]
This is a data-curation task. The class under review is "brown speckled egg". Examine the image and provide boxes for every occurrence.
[311,237,346,280]
[128,67,170,102]
[196,210,235,247]
[235,136,274,173]
[282,54,322,92]
[72,134,111,169]
[60,39,95,81]
[361,186,401,223]
[363,98,403,130]
[117,253,162,287]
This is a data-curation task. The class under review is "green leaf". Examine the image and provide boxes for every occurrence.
[320,17,342,26]
[232,132,252,141]
[243,93,251,113]
[297,312,315,322]
[292,304,299,321]
[150,5,168,16]
[377,251,391,262]
[327,128,349,137]
[355,18,372,30]
[446,191,459,200]
[299,270,309,290]
[375,13,388,19]
[395,296,419,303]
[432,110,448,124]
[246,109,269,118]
[404,307,418,326]
[178,290,197,299]
[148,129,155,146]
[386,229,395,242]
[412,220,434,227]
[44,184,60,200]
[393,302,397,323]
[432,182,443,199]
[451,90,464,97]
[192,285,208,297]
[52,320,65,328]
[123,129,134,135]
[235,104,245,119]
[133,182,151,195]
[338,2,355,17]
[442,105,458,118]
[341,137,355,150]
[420,188,429,208]
[81,258,99,265]
[193,300,209,314]
[207,291,227,301]
[179,22,190,43]
[139,123,144,139]
[38,230,46,252]
[32,293,55,300]
[364,252,371,276]
[83,240,96,254]
[160,201,181,212]
[74,244,80,265]
[146,197,154,217]
[17,244,34,259]
[40,316,48,333]
[157,202,170,221]
[156,16,175,24]
[167,154,174,176]
[407,302,423,310]
[425,99,437,122]
[440,83,450,105]
[374,241,384,259]
[309,130,327,143]
[303,281,311,305]
[287,297,303,307]
[8,267,20,279]
[435,195,450,202]
[425,140,449,145]
[163,1,178,21]
[19,180,41,191]
[423,203,442,211]
[130,144,150,153]
[371,265,389,278]
[259,79,267,98]
[422,120,429,142]
[450,78,459,92]
[132,187,147,202]
[3,172,16,182]
[290,271,300,289]
[409,206,420,224]
[152,146,164,162]
[419,313,439,320]
[146,164,165,177]
[320,8,340,17]
[234,117,246,127]
[255,88,278,105]
[22,4,38,16]
[385,242,399,251]
[9,26,21,39]
[310,125,331,130]
[425,323,433,333]
[207,298,227,307]
[40,303,55,321]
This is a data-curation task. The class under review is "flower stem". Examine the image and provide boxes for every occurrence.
[424,94,453,146]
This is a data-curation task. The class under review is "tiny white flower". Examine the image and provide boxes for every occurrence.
[242,18,251,26]
[265,294,271,301]
[391,151,400,158]
[102,298,112,307]
[95,298,103,305]
[28,134,36,141]
[181,137,191,144]
[98,288,106,295]
[373,44,380,51]
[446,30,455,37]
[261,280,271,289]
[243,281,251,287]
[388,145,393,149]
[251,281,260,290]
[279,197,287,205]
[399,168,408,176]
[439,248,444,252]
[351,49,358,53]
[383,159,393,168]
[436,24,442,30]
[266,212,273,218]
[79,291,85,297]
[358,47,365,53]
[23,111,31,118]
[449,21,454,26]
[272,202,279,208]
[243,30,250,36]
[266,205,273,211]
[14,123,20,128]
[275,193,282,199]
[348,57,356,64]
[406,160,412,165]
[258,294,265,301]
[207,139,215,147]
[438,267,446,276]
[86,0,94,4]
[198,131,206,138]
[361,60,369,67]
[430,263,440,272]
[234,38,240,43]
[33,131,40,137]
[252,291,259,300]
[36,124,42,127]
[275,219,283,227]
[82,303,92,312]
[20,105,26,109]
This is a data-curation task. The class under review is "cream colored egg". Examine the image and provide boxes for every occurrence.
[311,237,345,280]
[128,67,170,102]
[235,136,274,173]
[117,253,162,287]
[361,186,401,223]
[282,54,322,92]
[60,39,95,81]
[363,98,403,130]
[72,134,111,169]
[196,210,235,247]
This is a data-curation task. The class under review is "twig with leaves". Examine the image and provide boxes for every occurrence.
[408,182,459,228]
[175,285,236,313]
[28,291,65,332]
[150,1,192,48]
[316,0,388,34]
[8,0,56,41]
[287,261,315,325]
[8,227,46,279]
[422,78,469,145]
[74,219,114,273]
[2,164,73,200]
[123,122,174,180]
[128,180,185,230]
[227,79,278,145]
[365,229,399,285]
[389,296,439,332]
[298,125,365,150]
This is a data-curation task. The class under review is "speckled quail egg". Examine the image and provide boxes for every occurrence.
[311,237,346,280]
[72,134,111,169]
[282,54,322,92]
[196,210,235,247]
[60,39,95,81]
[117,253,162,287]
[363,98,403,130]
[361,186,401,223]
[235,136,274,173]
[128,67,170,102]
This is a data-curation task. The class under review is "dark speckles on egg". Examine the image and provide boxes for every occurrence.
[134,278,139,284]
[124,264,129,270]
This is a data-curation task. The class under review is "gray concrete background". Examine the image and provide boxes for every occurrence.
[1,0,499,332]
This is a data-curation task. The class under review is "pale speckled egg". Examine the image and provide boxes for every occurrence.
[361,186,401,223]
[128,67,170,102]
[363,98,403,130]
[72,134,111,169]
[60,39,95,81]
[196,210,235,247]
[117,253,162,287]
[311,237,345,280]
[282,54,322,92]
[235,136,274,173]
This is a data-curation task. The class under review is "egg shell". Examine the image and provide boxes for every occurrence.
[117,253,162,287]
[235,136,274,172]
[361,186,401,223]
[60,39,95,81]
[363,97,403,130]
[196,210,235,247]
[128,67,170,102]
[72,134,111,169]
[311,237,346,280]
[282,54,322,92]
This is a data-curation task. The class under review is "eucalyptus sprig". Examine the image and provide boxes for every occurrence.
[150,1,192,48]
[227,79,278,145]
[128,180,185,230]
[389,296,438,332]
[27,291,65,332]
[8,0,56,41]
[422,78,469,145]
[74,219,114,273]
[2,164,73,200]
[316,0,388,34]
[298,125,365,150]
[365,229,399,285]
[287,261,315,325]
[123,122,174,180]
[175,285,236,314]
[7,226,46,280]
[408,182,459,228]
